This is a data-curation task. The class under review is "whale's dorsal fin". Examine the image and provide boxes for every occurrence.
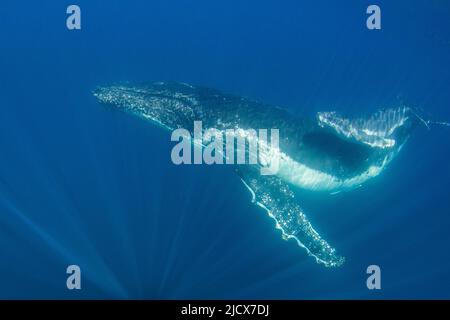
[236,166,345,267]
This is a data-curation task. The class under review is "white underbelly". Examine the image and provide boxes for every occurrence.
[276,156,387,192]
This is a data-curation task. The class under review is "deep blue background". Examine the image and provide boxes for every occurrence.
[0,0,449,299]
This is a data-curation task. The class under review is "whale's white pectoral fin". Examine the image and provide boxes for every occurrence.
[236,167,345,267]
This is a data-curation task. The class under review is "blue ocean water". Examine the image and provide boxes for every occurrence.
[0,0,449,299]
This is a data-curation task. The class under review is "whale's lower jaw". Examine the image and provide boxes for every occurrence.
[276,155,391,192]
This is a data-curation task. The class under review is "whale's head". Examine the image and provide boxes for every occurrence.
[92,84,150,115]
[93,82,198,131]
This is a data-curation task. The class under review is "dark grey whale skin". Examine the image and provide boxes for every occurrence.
[93,82,412,180]
[93,81,418,267]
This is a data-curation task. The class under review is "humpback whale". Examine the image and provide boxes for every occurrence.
[93,82,420,267]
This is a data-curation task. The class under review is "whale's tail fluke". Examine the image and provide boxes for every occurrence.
[316,107,422,151]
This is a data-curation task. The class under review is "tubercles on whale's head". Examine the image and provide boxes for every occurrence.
[92,84,149,117]
[93,85,129,108]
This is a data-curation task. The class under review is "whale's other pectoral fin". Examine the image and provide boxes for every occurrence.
[236,167,345,267]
